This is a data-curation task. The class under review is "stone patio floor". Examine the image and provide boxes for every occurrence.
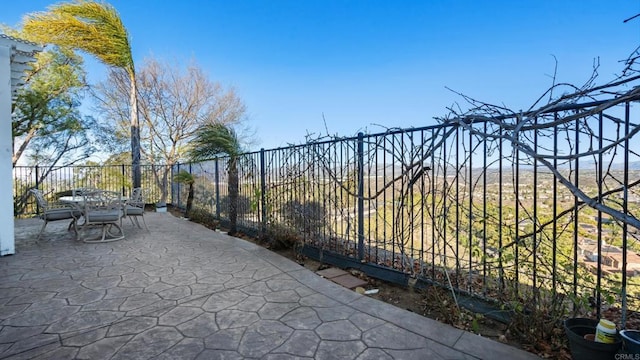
[1,212,540,359]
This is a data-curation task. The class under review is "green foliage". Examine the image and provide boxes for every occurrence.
[250,187,261,213]
[173,170,195,185]
[173,170,195,217]
[10,42,93,166]
[22,0,142,187]
[188,123,243,234]
[104,152,131,165]
[7,26,95,215]
[187,207,219,230]
[471,317,481,334]
[23,0,134,72]
[187,123,242,161]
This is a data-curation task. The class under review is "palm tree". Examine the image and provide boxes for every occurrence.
[23,0,142,188]
[188,123,242,235]
[173,170,195,218]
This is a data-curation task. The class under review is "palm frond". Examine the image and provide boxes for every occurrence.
[188,123,242,161]
[22,0,133,73]
[173,170,195,185]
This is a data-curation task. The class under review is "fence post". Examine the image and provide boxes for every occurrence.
[34,165,40,214]
[214,159,220,220]
[260,149,267,238]
[169,164,173,206]
[188,163,192,211]
[357,132,365,261]
[176,163,181,209]
[35,165,40,190]
[121,164,126,196]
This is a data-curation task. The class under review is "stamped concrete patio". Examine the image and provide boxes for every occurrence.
[1,212,540,359]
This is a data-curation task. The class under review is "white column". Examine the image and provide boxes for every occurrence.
[0,44,15,256]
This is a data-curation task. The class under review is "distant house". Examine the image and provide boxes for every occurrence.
[578,238,621,262]
[618,192,640,204]
[578,238,640,276]
[580,223,597,233]
[590,215,615,225]
[518,219,533,229]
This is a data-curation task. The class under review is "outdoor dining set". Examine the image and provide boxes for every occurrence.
[29,187,148,243]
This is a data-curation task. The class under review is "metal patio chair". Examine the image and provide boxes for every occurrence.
[78,190,125,243]
[29,188,82,240]
[123,187,149,231]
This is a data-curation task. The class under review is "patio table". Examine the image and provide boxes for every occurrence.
[58,195,88,205]
[59,195,129,207]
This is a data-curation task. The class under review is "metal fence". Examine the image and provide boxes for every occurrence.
[13,96,640,324]
[174,97,640,324]
[13,164,169,217]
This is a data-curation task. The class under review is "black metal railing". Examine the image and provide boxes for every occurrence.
[173,97,640,324]
[13,164,167,217]
[13,96,640,324]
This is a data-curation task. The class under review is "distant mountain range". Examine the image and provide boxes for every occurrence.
[560,161,640,171]
[482,161,640,172]
[615,161,640,170]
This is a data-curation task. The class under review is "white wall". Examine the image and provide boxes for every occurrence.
[0,44,14,255]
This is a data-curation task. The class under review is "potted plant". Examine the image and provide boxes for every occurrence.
[155,201,167,213]
[564,318,621,359]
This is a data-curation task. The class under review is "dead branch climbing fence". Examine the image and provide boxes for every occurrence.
[13,97,640,324]
[174,96,640,324]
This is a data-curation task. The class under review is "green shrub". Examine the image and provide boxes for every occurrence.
[187,207,219,230]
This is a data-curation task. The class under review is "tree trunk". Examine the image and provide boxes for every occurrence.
[185,183,194,218]
[228,158,239,235]
[13,127,37,167]
[130,71,141,188]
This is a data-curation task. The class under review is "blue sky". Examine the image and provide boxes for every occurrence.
[2,1,639,150]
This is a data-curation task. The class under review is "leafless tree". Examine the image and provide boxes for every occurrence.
[93,56,247,202]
